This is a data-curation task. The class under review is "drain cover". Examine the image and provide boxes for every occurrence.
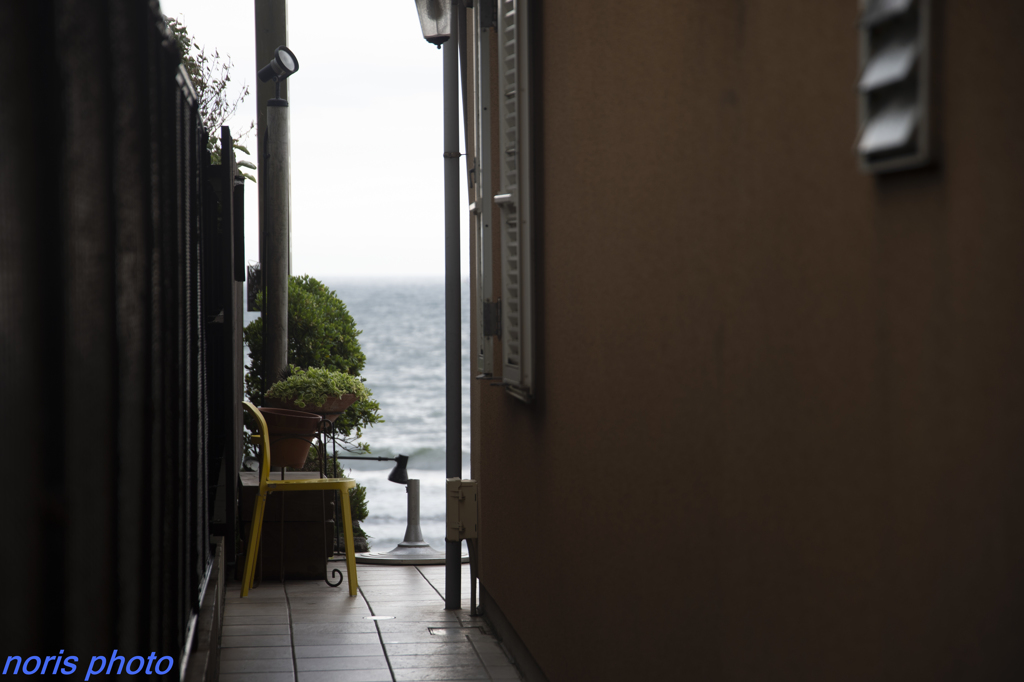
[428,627,486,636]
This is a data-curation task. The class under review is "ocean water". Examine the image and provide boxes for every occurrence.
[245,277,471,551]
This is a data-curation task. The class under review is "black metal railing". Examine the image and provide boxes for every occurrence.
[0,1,243,676]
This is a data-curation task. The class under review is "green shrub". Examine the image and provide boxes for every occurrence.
[266,366,369,409]
[244,275,383,452]
[347,476,370,523]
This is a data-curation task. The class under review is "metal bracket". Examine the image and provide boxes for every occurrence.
[446,479,479,541]
[478,0,496,28]
[483,300,501,337]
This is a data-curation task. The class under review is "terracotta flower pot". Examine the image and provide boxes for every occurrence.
[264,394,358,425]
[258,407,322,469]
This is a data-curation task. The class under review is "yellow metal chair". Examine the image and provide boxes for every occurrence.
[241,401,359,597]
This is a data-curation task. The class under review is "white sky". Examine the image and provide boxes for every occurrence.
[160,0,469,278]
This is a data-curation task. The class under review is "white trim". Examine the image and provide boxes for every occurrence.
[474,7,495,377]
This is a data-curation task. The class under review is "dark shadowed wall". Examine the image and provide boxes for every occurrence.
[471,2,1024,680]
[0,2,242,675]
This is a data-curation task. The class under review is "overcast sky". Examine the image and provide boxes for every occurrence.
[160,0,468,279]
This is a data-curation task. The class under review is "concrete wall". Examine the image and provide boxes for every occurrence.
[471,2,1024,680]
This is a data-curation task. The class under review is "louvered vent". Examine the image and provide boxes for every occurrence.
[856,0,932,173]
[495,0,532,399]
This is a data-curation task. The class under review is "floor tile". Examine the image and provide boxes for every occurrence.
[384,642,476,657]
[221,634,292,648]
[222,624,291,636]
[374,610,460,621]
[379,632,468,644]
[226,592,287,600]
[217,566,518,682]
[292,622,379,635]
[224,598,288,607]
[290,633,380,646]
[476,651,513,667]
[296,670,393,682]
[466,639,503,652]
[362,597,441,604]
[375,621,464,633]
[291,607,374,616]
[219,658,295,674]
[289,614,374,624]
[295,656,389,672]
[225,606,289,616]
[388,654,482,669]
[393,666,490,681]
[219,647,293,661]
[294,630,385,643]
[224,615,291,626]
[220,673,295,682]
[293,644,385,659]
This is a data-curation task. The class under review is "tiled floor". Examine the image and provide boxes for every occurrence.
[219,564,521,682]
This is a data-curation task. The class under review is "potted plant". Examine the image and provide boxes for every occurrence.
[265,366,370,425]
[256,406,322,469]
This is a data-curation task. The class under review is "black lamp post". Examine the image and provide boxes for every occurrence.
[413,0,462,611]
[256,45,300,400]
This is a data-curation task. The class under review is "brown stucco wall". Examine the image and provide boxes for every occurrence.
[473,2,1024,680]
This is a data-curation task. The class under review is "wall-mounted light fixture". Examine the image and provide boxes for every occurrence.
[413,0,453,47]
[258,45,300,99]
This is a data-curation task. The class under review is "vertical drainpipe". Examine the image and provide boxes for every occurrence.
[444,18,462,611]
[254,0,288,395]
[264,98,290,391]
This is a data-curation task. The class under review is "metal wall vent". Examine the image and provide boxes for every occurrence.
[856,0,933,173]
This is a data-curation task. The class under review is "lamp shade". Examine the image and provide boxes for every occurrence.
[388,454,410,484]
[413,0,452,45]
[258,46,300,83]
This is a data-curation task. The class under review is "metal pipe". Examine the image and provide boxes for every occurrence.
[264,101,290,389]
[254,0,288,265]
[403,480,425,543]
[443,28,462,611]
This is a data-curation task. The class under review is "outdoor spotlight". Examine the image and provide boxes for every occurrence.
[258,46,299,83]
[388,454,410,485]
[413,0,452,47]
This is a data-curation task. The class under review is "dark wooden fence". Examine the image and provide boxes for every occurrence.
[0,0,243,675]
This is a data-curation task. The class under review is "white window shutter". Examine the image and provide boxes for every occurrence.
[496,0,533,400]
[473,5,495,377]
[856,0,933,173]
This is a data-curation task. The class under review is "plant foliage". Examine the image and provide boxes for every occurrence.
[348,479,370,523]
[165,16,256,181]
[266,367,370,409]
[244,276,382,452]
